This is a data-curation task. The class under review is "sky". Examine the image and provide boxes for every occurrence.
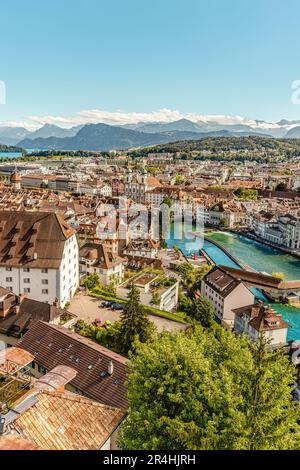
[1,0,300,128]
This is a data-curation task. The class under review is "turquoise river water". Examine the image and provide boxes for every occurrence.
[167,228,300,341]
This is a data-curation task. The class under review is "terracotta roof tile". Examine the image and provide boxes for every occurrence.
[18,321,128,409]
[0,211,76,269]
[6,391,125,450]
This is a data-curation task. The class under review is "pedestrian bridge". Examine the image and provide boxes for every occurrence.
[219,265,300,300]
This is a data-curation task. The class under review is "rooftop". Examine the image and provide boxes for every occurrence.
[18,321,128,409]
[4,391,125,450]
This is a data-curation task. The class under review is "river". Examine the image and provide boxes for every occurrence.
[167,227,300,341]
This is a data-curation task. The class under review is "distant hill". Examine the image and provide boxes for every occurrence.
[18,122,270,151]
[0,144,23,153]
[27,123,83,140]
[133,118,204,134]
[130,136,300,157]
[0,127,30,146]
[285,126,300,138]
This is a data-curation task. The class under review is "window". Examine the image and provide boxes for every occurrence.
[41,268,48,273]
[23,268,30,272]
[6,267,12,272]
[6,287,12,291]
[24,278,30,284]
[38,364,46,374]
[24,288,30,293]
[6,277,12,282]
[42,279,48,285]
[42,289,48,294]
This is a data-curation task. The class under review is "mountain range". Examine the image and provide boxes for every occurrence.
[0,124,83,146]
[1,117,300,151]
[17,122,272,151]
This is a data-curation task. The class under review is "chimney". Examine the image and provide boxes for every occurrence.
[53,298,59,308]
[107,361,114,376]
[33,253,38,260]
[18,293,27,304]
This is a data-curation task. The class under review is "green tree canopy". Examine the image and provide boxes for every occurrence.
[118,285,155,354]
[119,326,300,450]
[175,263,211,295]
[192,298,215,327]
[82,273,99,290]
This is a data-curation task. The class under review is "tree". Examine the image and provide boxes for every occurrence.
[150,291,160,306]
[119,326,300,450]
[175,175,184,185]
[272,272,285,281]
[234,188,258,200]
[192,298,214,327]
[118,285,155,354]
[175,263,211,295]
[178,293,194,313]
[162,196,172,208]
[82,273,99,290]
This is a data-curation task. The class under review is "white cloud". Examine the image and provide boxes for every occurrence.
[1,108,299,131]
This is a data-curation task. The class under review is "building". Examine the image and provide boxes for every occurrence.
[201,266,255,326]
[123,238,159,259]
[0,350,125,450]
[10,172,21,191]
[97,183,112,197]
[79,243,125,285]
[0,211,79,308]
[18,321,128,410]
[111,177,125,196]
[0,288,76,348]
[206,201,247,229]
[124,169,161,203]
[251,211,300,250]
[233,303,289,347]
[129,273,179,312]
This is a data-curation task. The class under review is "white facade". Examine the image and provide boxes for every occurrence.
[201,280,254,326]
[0,233,79,308]
[81,258,124,285]
[234,308,288,347]
[251,213,300,250]
[98,184,112,197]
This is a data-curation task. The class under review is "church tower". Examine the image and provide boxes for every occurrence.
[10,171,21,190]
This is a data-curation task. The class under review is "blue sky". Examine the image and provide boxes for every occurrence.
[1,0,300,127]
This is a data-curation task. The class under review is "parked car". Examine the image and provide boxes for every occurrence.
[111,302,124,311]
[99,300,114,308]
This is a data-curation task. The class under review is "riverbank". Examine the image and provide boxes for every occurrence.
[204,231,300,281]
[237,230,300,259]
[167,227,300,340]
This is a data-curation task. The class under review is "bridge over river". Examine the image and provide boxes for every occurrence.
[167,228,300,340]
[219,265,300,302]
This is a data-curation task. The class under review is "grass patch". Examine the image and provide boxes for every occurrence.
[144,306,188,324]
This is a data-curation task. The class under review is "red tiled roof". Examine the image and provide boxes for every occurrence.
[6,391,125,450]
[0,211,76,269]
[18,321,128,409]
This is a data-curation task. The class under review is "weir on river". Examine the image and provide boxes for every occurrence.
[167,227,300,341]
